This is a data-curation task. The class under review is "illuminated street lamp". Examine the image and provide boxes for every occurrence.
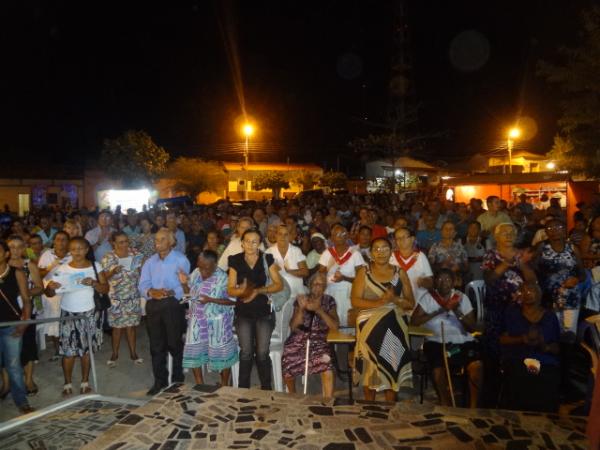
[507,127,521,174]
[241,122,255,200]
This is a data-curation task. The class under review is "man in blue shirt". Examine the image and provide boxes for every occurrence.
[166,213,186,255]
[139,228,190,395]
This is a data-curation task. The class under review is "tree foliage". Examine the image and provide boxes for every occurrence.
[253,172,290,199]
[101,130,170,186]
[166,158,228,200]
[537,6,600,177]
[294,170,320,191]
[319,171,348,191]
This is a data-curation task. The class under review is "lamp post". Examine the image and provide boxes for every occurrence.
[507,127,521,174]
[241,123,254,200]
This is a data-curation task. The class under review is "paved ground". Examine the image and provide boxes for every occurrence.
[0,322,430,423]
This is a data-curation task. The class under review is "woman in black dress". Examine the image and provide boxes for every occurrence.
[227,229,283,390]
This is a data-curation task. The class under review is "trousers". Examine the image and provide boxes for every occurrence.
[235,313,275,389]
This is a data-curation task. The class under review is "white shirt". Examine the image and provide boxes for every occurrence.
[38,249,73,312]
[218,237,265,271]
[318,247,365,281]
[390,251,433,303]
[266,244,307,296]
[54,262,102,313]
[418,290,474,344]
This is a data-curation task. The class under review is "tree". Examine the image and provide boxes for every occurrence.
[319,171,348,191]
[294,170,320,191]
[253,172,290,199]
[537,6,600,177]
[165,158,228,200]
[101,130,170,186]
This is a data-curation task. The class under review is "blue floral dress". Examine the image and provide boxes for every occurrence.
[536,241,581,311]
[100,251,143,328]
[183,268,238,372]
[481,249,524,356]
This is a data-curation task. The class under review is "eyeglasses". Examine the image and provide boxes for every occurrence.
[372,246,391,253]
[546,225,564,231]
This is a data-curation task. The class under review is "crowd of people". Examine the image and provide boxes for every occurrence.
[0,189,599,415]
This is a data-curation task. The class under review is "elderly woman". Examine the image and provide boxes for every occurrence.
[534,219,586,335]
[266,224,309,302]
[481,222,536,406]
[133,217,156,260]
[227,228,283,390]
[428,221,468,287]
[351,237,415,402]
[499,281,561,412]
[282,272,339,398]
[180,250,238,386]
[101,231,143,367]
[411,269,482,408]
[45,237,108,396]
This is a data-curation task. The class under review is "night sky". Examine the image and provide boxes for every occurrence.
[1,1,588,171]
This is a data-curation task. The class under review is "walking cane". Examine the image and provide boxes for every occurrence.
[441,322,456,407]
[303,312,316,395]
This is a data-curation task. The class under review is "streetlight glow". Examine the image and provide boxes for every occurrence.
[508,127,521,139]
[242,123,254,137]
[546,161,556,170]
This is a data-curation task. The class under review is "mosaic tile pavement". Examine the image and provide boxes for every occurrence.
[0,399,139,450]
[83,384,589,449]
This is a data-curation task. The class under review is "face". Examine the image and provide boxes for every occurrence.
[98,213,111,227]
[54,233,69,252]
[358,228,372,246]
[253,209,265,223]
[207,231,218,246]
[197,255,216,279]
[40,217,50,229]
[393,217,408,230]
[394,229,414,251]
[495,224,516,246]
[467,222,481,238]
[166,215,177,230]
[371,239,391,263]
[423,213,436,229]
[69,240,89,261]
[311,237,326,253]
[331,226,348,246]
[140,219,152,233]
[63,222,80,238]
[487,198,500,213]
[8,239,25,260]
[267,224,278,243]
[359,209,369,221]
[155,232,173,253]
[11,221,23,234]
[127,214,138,227]
[545,221,565,241]
[435,272,454,295]
[237,219,253,237]
[441,222,456,240]
[309,275,327,298]
[29,237,43,254]
[241,231,261,255]
[519,283,540,306]
[155,216,165,228]
[276,226,290,245]
[113,234,129,253]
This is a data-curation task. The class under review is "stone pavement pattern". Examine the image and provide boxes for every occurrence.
[83,384,589,449]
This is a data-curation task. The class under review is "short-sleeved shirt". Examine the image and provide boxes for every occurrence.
[266,244,306,296]
[390,251,433,303]
[228,252,274,319]
[318,247,365,280]
[417,290,474,344]
[477,211,512,234]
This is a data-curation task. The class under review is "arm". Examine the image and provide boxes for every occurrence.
[227,267,247,297]
[410,304,444,326]
[259,262,283,294]
[13,269,31,337]
[289,300,306,333]
[285,260,309,278]
[26,261,44,297]
[455,310,477,333]
[314,299,339,332]
[398,269,415,310]
[92,269,109,295]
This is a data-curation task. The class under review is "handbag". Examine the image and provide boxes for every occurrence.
[262,253,291,312]
[92,263,111,312]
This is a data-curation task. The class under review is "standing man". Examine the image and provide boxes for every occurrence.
[139,228,190,395]
[37,216,57,248]
[85,211,115,262]
[166,213,186,255]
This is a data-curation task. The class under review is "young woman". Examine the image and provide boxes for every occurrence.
[227,229,283,390]
[282,272,339,398]
[101,231,143,367]
[45,237,108,396]
[203,230,225,259]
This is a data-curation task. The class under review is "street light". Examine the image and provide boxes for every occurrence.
[241,122,255,200]
[507,127,521,174]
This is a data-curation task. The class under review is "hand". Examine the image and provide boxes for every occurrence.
[148,288,168,300]
[12,324,27,337]
[80,277,95,287]
[518,248,534,265]
[332,270,343,283]
[297,294,309,310]
[305,296,320,312]
[178,270,189,285]
[562,276,579,289]
[111,265,123,276]
[503,248,517,265]
[241,288,259,304]
[199,295,211,304]
[47,280,62,291]
[416,277,428,288]
[381,287,395,303]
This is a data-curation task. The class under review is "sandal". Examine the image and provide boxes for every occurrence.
[62,383,73,397]
[106,359,117,368]
[132,357,144,365]
[80,382,92,394]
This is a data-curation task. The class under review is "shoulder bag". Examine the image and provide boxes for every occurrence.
[262,253,291,312]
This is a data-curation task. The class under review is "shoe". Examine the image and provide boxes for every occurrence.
[131,356,144,365]
[62,383,73,397]
[106,360,117,368]
[146,384,168,396]
[19,404,35,415]
[80,382,93,394]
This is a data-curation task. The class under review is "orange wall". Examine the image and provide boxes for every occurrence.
[453,182,567,205]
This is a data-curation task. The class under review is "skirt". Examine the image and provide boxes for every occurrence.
[59,308,103,358]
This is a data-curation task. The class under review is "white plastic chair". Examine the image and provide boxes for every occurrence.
[465,280,486,326]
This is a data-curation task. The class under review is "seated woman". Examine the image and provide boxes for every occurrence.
[411,269,482,408]
[351,237,415,402]
[282,272,339,398]
[499,281,561,412]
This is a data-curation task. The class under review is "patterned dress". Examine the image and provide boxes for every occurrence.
[481,249,525,356]
[282,294,336,379]
[132,233,155,260]
[100,251,143,328]
[536,241,582,311]
[183,268,238,371]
